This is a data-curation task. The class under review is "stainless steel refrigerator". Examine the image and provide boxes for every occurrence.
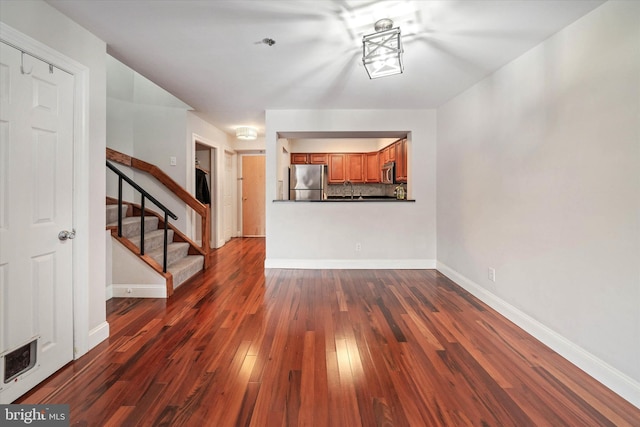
[289,164,326,200]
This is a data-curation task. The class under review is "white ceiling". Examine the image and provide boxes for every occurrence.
[47,0,604,138]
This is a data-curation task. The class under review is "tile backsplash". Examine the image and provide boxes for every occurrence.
[326,183,397,198]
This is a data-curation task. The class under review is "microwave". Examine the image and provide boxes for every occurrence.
[382,161,395,184]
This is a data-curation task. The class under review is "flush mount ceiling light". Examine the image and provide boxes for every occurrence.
[362,18,404,79]
[236,126,258,140]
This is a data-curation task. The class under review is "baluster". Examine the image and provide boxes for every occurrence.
[140,196,145,255]
[163,212,169,273]
[118,176,123,237]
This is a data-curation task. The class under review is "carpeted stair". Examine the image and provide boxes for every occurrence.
[106,204,204,290]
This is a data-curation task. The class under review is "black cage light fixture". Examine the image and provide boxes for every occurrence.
[362,18,404,79]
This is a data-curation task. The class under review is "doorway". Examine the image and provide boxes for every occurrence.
[241,155,266,237]
[195,142,214,248]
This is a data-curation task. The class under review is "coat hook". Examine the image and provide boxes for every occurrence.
[20,51,32,75]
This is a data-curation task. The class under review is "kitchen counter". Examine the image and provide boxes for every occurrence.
[274,196,415,203]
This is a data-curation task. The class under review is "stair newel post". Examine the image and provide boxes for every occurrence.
[140,196,145,255]
[163,212,169,273]
[117,176,123,238]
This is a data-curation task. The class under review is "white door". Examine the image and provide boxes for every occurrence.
[223,151,234,242]
[0,42,74,403]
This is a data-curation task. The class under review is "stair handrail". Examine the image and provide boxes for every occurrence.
[106,148,210,260]
[107,161,177,273]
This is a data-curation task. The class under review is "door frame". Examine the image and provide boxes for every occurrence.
[1,23,93,359]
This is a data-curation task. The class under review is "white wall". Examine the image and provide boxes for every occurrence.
[265,109,436,268]
[106,56,135,201]
[437,0,640,406]
[235,135,266,152]
[106,56,193,231]
[0,0,108,354]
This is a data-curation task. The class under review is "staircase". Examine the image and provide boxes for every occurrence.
[106,201,205,295]
[105,148,211,298]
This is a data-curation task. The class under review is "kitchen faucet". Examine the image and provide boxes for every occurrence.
[343,180,354,199]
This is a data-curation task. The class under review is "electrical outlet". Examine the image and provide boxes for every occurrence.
[488,268,496,282]
[170,156,177,166]
[355,242,362,252]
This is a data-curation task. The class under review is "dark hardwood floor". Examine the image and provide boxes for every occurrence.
[18,238,640,426]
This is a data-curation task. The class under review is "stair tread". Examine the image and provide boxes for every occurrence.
[105,204,129,225]
[107,216,158,227]
[169,255,205,288]
[129,229,172,241]
[168,254,204,269]
[147,242,190,263]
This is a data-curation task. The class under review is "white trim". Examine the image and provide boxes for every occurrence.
[111,284,167,298]
[436,261,640,409]
[88,321,110,350]
[265,258,436,269]
[0,23,98,360]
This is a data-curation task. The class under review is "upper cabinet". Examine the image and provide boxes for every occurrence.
[346,153,364,183]
[290,137,408,184]
[291,153,309,164]
[395,138,407,183]
[380,146,389,166]
[309,153,328,164]
[328,153,364,183]
[328,154,346,183]
[291,153,329,165]
[387,143,396,162]
[365,152,380,183]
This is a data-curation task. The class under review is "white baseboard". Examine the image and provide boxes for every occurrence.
[264,258,436,269]
[86,321,110,354]
[436,261,640,409]
[105,284,113,300]
[111,284,167,298]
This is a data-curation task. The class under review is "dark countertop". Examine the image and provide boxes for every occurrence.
[274,196,415,203]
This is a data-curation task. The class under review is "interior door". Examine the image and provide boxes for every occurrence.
[0,42,74,403]
[241,155,265,236]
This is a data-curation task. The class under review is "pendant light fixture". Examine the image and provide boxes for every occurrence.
[362,18,404,79]
[236,126,258,140]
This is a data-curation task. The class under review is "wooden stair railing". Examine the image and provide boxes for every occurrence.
[107,148,210,268]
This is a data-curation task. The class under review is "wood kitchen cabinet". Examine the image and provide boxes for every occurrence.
[387,143,396,162]
[328,154,345,183]
[346,153,364,182]
[291,153,328,164]
[380,146,389,167]
[365,152,380,183]
[293,142,407,184]
[291,153,309,164]
[328,153,363,183]
[309,153,328,164]
[395,138,407,183]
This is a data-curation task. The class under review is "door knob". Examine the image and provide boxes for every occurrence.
[58,229,76,241]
